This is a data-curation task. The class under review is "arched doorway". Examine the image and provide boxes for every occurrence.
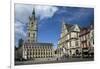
[76,49,79,56]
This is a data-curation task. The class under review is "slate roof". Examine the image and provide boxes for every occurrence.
[65,23,73,30]
[64,23,75,32]
[64,23,80,32]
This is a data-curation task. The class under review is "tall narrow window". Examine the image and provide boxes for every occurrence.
[33,33,35,39]
[31,22,34,27]
[75,41,78,46]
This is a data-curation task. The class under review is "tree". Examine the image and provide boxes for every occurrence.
[15,46,18,50]
[18,38,24,48]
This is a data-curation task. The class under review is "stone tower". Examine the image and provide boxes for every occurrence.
[27,8,37,43]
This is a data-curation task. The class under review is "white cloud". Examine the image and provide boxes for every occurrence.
[15,20,27,47]
[15,4,58,47]
[35,5,58,20]
[15,4,33,46]
[15,4,33,24]
[15,4,58,34]
[15,21,26,38]
[15,4,58,23]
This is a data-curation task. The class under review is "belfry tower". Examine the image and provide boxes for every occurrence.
[27,8,37,43]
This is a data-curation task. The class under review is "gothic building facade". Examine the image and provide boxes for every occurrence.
[16,8,54,60]
[57,21,81,57]
[57,20,94,58]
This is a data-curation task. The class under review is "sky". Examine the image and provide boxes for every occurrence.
[15,4,94,49]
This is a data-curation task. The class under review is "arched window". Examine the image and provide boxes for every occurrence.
[31,22,34,27]
[31,22,33,24]
[33,33,35,38]
[76,49,79,55]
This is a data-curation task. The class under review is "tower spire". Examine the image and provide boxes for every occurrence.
[32,7,36,20]
[27,7,37,43]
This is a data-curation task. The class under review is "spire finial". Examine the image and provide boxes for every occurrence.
[32,7,35,15]
[32,7,36,20]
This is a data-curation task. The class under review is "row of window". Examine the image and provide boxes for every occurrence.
[28,32,35,38]
[60,40,79,49]
[59,32,78,44]
[24,46,52,49]
[27,55,53,58]
[26,51,53,55]
[80,34,90,41]
[24,49,53,52]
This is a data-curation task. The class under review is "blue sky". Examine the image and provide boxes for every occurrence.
[15,4,94,49]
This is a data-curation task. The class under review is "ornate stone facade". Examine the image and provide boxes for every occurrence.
[16,8,54,60]
[58,21,81,57]
[23,43,54,59]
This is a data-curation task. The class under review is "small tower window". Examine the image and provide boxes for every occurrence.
[31,22,33,24]
[31,22,34,27]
